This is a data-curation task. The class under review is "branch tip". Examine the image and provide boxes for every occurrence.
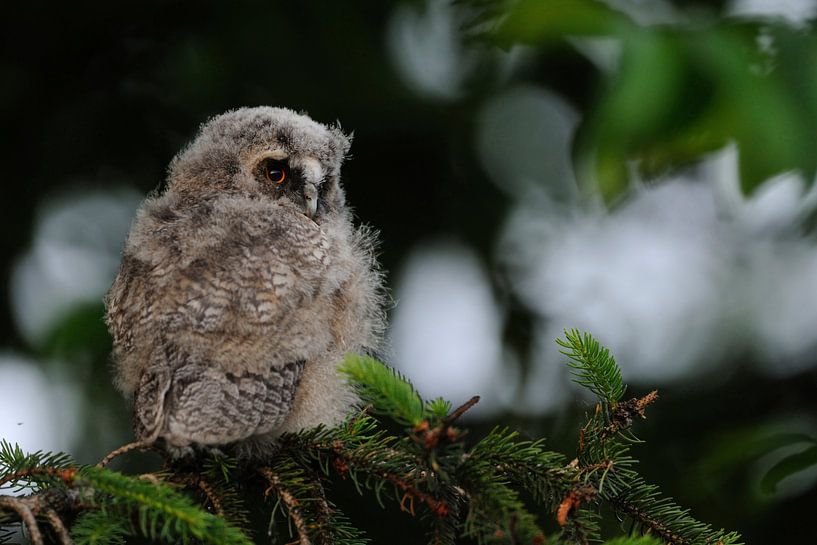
[97,440,154,468]
[445,396,481,424]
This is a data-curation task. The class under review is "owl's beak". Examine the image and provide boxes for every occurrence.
[303,182,318,219]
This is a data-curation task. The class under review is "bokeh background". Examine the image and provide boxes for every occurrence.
[2,0,817,542]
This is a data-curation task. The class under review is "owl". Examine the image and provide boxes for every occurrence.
[105,107,386,457]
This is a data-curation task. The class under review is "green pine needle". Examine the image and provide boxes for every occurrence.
[426,397,453,421]
[77,466,252,545]
[340,354,426,426]
[71,511,131,545]
[0,440,74,492]
[558,329,626,403]
[468,427,567,505]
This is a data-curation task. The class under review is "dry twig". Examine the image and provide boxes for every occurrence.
[0,496,43,545]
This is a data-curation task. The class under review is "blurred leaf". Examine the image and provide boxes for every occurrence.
[340,354,426,427]
[600,31,683,140]
[695,27,810,194]
[702,429,815,474]
[41,302,110,359]
[483,0,817,201]
[587,29,685,200]
[699,425,817,498]
[495,0,632,46]
[760,445,817,494]
[751,25,817,189]
[580,21,817,201]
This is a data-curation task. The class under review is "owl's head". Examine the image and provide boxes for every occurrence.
[167,107,352,221]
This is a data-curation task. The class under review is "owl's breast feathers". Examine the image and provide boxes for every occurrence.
[110,195,334,354]
[106,193,360,449]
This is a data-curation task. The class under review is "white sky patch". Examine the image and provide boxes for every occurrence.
[516,323,574,414]
[568,37,623,75]
[602,0,682,25]
[10,189,142,345]
[733,173,808,234]
[744,241,817,374]
[500,146,817,394]
[389,242,512,416]
[730,0,817,26]
[503,180,731,384]
[476,86,579,200]
[0,354,81,463]
[386,0,477,100]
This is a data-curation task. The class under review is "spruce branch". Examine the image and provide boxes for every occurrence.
[602,538,662,545]
[168,456,250,533]
[341,354,426,427]
[0,440,75,492]
[71,510,130,545]
[559,503,601,545]
[558,329,626,404]
[71,511,133,545]
[96,441,156,469]
[196,477,223,517]
[259,467,312,545]
[467,427,568,505]
[259,458,367,545]
[457,459,545,544]
[557,330,744,545]
[43,508,72,545]
[0,496,43,545]
[1,330,742,545]
[76,466,252,545]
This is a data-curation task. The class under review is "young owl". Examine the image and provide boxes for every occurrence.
[105,107,386,457]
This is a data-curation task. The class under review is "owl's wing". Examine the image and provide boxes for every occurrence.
[132,358,172,442]
[134,357,305,446]
[106,255,160,394]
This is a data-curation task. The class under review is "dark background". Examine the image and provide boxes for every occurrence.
[2,1,816,543]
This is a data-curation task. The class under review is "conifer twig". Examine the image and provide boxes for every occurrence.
[198,477,224,517]
[97,440,154,468]
[609,496,690,545]
[325,440,450,517]
[259,467,311,545]
[0,467,76,489]
[379,470,450,517]
[444,396,480,424]
[0,496,43,545]
[43,508,72,545]
[305,473,333,543]
[413,396,481,450]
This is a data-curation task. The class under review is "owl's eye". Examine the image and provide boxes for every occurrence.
[263,160,288,186]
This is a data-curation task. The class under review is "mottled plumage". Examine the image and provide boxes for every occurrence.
[105,107,386,456]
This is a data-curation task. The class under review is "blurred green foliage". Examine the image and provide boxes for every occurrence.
[489,0,817,201]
